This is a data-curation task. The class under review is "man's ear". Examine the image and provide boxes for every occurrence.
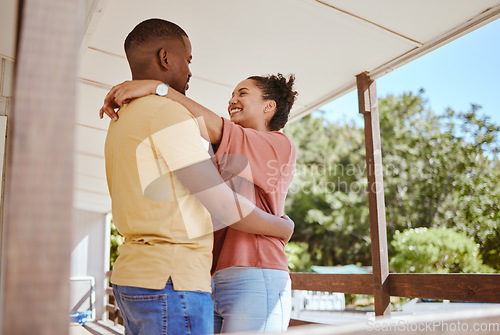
[158,48,169,70]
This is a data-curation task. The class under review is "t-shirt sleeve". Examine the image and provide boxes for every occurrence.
[215,118,295,193]
[150,100,210,171]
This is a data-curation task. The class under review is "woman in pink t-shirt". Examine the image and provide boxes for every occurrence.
[101,73,298,333]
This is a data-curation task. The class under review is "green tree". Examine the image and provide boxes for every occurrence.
[284,114,371,266]
[110,221,123,269]
[379,93,500,269]
[285,242,313,272]
[390,227,494,273]
[284,91,500,271]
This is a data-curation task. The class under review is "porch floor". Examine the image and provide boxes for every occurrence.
[70,323,92,335]
[70,320,124,335]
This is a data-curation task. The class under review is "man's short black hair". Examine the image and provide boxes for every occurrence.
[124,18,188,54]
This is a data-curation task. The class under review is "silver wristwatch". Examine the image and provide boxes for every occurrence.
[155,83,169,96]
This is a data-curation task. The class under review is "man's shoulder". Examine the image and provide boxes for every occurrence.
[125,95,193,121]
[127,95,185,111]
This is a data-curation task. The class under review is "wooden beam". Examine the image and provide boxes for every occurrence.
[290,273,374,295]
[1,0,79,333]
[356,72,390,316]
[390,273,500,303]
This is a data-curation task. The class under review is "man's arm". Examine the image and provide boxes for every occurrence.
[232,214,294,243]
[173,159,293,242]
[144,102,293,241]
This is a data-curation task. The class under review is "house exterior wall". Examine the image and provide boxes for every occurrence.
[0,57,14,117]
[1,0,111,320]
[0,56,14,257]
[0,0,17,213]
[71,208,110,320]
[1,53,110,326]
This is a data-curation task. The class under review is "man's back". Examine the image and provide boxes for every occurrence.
[105,95,213,292]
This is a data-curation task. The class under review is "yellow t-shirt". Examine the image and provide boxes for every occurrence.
[105,95,213,291]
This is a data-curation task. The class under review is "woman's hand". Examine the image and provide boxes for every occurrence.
[99,80,162,121]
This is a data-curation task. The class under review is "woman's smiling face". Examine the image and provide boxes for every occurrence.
[227,79,273,131]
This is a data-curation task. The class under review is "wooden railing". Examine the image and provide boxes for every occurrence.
[289,273,500,303]
[105,271,500,327]
[105,271,122,326]
[289,272,500,326]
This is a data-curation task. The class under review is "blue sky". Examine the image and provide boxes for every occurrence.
[320,19,500,128]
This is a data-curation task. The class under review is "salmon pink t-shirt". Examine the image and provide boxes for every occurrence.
[212,118,296,274]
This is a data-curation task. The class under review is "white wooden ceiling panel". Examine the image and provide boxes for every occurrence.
[321,0,500,42]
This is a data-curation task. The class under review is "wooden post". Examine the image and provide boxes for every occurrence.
[356,72,390,316]
[1,0,79,333]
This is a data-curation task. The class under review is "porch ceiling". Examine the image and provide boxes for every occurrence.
[71,0,500,212]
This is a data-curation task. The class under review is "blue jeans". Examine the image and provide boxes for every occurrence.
[112,279,213,335]
[212,267,292,333]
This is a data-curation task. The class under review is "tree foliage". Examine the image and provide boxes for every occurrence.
[110,221,123,269]
[283,91,500,272]
[284,115,371,265]
[390,227,494,273]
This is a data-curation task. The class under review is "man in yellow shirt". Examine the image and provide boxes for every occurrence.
[105,19,293,334]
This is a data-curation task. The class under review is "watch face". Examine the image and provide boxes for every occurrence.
[156,83,169,96]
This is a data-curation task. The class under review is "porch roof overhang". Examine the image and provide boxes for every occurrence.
[6,0,500,213]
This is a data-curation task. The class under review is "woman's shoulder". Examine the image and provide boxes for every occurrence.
[267,130,296,153]
[221,118,296,157]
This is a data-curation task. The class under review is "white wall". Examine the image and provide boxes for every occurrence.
[1,53,111,326]
[0,56,14,262]
[1,0,112,323]
[0,0,17,60]
[71,208,110,320]
[0,57,14,116]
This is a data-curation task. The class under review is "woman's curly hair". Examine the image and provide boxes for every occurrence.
[247,73,298,131]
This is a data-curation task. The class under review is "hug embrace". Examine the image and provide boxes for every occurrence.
[102,18,298,334]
